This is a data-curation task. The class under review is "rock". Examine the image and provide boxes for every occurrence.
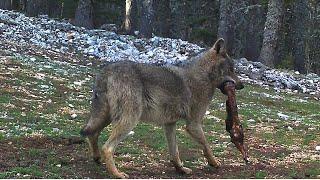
[52,128,60,132]
[236,57,320,96]
[247,119,255,123]
[71,114,77,119]
[316,146,320,151]
[306,73,318,78]
[100,24,118,32]
[277,113,289,120]
[248,68,262,80]
[74,81,82,86]
[134,31,139,36]
[238,58,249,65]
[40,85,49,89]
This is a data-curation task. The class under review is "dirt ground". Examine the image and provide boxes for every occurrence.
[1,136,318,179]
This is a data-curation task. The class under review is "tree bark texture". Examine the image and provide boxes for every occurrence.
[153,0,170,37]
[25,0,45,17]
[218,0,234,55]
[168,0,188,39]
[259,0,284,67]
[0,0,19,10]
[74,0,94,29]
[309,0,320,74]
[0,0,11,10]
[138,0,154,38]
[218,0,244,56]
[292,0,309,74]
[124,0,138,34]
[243,1,266,61]
[48,0,63,18]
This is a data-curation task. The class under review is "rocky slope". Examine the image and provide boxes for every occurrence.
[0,9,319,98]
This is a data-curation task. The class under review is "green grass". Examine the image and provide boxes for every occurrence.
[255,170,268,179]
[1,165,44,178]
[27,148,43,158]
[303,134,317,145]
[305,166,320,178]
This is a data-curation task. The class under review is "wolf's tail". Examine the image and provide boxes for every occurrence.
[80,124,94,136]
[80,116,111,136]
[80,73,112,137]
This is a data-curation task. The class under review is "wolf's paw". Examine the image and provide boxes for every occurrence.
[114,172,129,179]
[176,166,192,175]
[209,159,221,168]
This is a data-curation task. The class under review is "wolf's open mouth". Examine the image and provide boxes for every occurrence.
[218,80,235,94]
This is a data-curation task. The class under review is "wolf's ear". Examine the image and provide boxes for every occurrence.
[213,38,225,54]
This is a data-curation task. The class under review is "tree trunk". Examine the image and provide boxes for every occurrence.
[169,0,188,40]
[123,0,138,34]
[218,0,241,56]
[292,0,309,74]
[309,0,320,75]
[0,0,19,10]
[153,0,170,37]
[0,0,11,10]
[259,0,284,67]
[20,0,27,11]
[74,0,94,29]
[48,0,63,18]
[244,1,266,61]
[139,0,154,38]
[276,2,293,68]
[25,0,48,17]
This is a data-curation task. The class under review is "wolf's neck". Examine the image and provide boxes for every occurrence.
[186,50,218,84]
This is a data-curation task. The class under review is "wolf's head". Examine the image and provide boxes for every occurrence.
[209,38,244,91]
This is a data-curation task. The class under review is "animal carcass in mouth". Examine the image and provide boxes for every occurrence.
[223,81,248,163]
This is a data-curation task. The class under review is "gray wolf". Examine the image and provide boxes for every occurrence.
[80,38,244,178]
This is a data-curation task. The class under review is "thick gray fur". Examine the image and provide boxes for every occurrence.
[80,38,243,178]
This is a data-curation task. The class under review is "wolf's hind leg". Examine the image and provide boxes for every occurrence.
[164,123,192,174]
[102,116,139,179]
[186,123,221,168]
[88,131,102,163]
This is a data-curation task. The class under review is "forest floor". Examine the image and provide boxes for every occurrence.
[0,43,319,178]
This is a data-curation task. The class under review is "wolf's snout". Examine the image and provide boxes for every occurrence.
[235,82,244,90]
[228,75,244,90]
[219,76,244,94]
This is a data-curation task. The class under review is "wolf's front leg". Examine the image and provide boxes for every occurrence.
[186,123,221,168]
[164,123,192,174]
